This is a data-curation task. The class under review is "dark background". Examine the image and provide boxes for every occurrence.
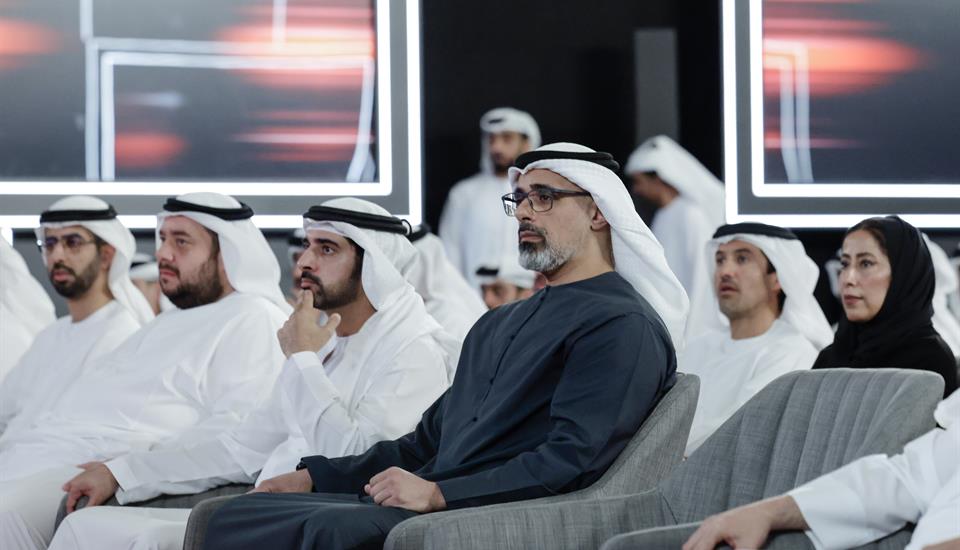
[415,0,957,324]
[11,0,959,322]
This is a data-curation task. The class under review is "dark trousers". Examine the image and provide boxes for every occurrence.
[203,493,418,550]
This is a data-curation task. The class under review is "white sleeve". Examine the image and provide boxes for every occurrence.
[161,311,285,450]
[107,395,288,504]
[0,352,29,433]
[283,339,448,458]
[742,340,817,397]
[788,424,957,550]
[108,439,254,504]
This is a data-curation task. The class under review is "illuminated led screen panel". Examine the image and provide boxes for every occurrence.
[0,0,422,228]
[723,0,960,228]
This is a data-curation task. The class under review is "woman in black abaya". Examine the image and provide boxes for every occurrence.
[813,216,957,396]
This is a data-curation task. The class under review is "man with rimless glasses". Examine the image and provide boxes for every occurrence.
[0,196,151,441]
[200,143,686,550]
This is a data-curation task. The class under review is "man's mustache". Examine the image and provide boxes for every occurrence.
[158,261,179,276]
[518,223,546,238]
[50,262,75,276]
[300,272,322,285]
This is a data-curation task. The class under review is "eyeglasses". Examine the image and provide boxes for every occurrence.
[501,188,592,216]
[37,234,97,254]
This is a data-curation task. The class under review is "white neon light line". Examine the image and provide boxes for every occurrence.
[84,43,100,180]
[89,38,368,57]
[100,54,116,180]
[405,0,423,226]
[766,56,800,182]
[376,0,393,199]
[722,0,739,224]
[79,0,93,40]
[0,181,391,196]
[747,0,960,198]
[345,59,376,182]
[753,40,813,185]
[273,0,288,44]
[749,0,765,201]
[726,212,960,229]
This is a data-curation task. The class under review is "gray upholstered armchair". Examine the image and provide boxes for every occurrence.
[415,368,944,550]
[181,373,700,550]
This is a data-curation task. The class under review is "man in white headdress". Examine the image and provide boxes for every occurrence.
[0,235,54,381]
[685,388,960,550]
[439,107,541,289]
[680,222,832,455]
[626,135,724,337]
[48,198,452,550]
[474,253,536,309]
[405,223,487,342]
[0,193,290,550]
[0,197,152,437]
[198,143,687,550]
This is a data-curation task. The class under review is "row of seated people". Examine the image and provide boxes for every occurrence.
[440,108,960,362]
[0,142,955,550]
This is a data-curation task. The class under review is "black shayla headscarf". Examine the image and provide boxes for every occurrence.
[826,215,936,364]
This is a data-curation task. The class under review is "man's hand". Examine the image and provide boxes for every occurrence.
[276,290,341,357]
[62,462,120,513]
[249,468,313,494]
[683,496,807,550]
[364,467,446,513]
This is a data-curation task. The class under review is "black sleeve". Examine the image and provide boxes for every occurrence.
[301,389,448,493]
[435,314,674,509]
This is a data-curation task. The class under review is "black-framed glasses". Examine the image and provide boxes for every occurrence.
[501,188,592,216]
[37,234,97,254]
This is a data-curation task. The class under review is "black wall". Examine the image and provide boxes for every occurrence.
[419,0,722,229]
[417,0,957,325]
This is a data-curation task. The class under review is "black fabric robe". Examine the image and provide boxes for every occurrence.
[204,271,677,550]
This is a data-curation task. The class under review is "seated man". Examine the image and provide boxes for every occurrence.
[0,196,153,437]
[0,193,290,550]
[404,224,487,343]
[681,223,833,454]
[685,389,959,550]
[48,198,453,550]
[200,142,689,550]
[475,254,536,309]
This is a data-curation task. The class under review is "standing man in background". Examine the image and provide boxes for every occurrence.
[439,107,540,290]
[626,135,724,337]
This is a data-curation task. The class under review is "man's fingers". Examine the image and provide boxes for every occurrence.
[372,489,391,505]
[369,470,388,486]
[296,289,316,311]
[65,488,83,513]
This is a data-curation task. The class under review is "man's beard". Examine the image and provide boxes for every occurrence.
[490,152,513,174]
[49,257,100,299]
[517,223,574,274]
[300,258,363,310]
[160,257,224,309]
